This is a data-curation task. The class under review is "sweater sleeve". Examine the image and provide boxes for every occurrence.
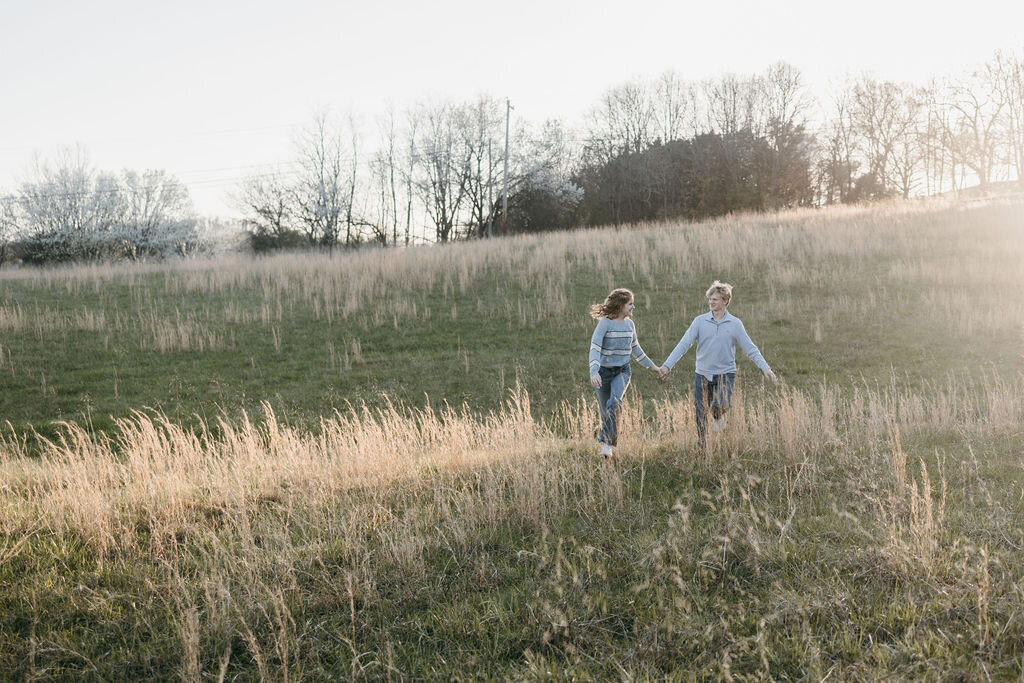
[663,317,700,369]
[735,320,771,373]
[630,320,656,369]
[588,317,608,376]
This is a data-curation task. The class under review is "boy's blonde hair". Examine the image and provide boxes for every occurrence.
[590,288,634,320]
[705,280,733,304]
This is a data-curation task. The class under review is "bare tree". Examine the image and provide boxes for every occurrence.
[342,113,362,247]
[886,105,927,199]
[413,101,472,243]
[851,77,896,190]
[586,78,655,161]
[932,70,1005,189]
[370,105,401,246]
[759,62,813,146]
[703,73,761,136]
[650,71,698,215]
[849,76,923,196]
[818,82,859,203]
[756,62,815,207]
[234,170,298,249]
[652,70,699,143]
[292,112,349,248]
[985,50,1024,187]
[920,81,947,195]
[579,80,657,224]
[461,95,504,239]
[402,111,418,246]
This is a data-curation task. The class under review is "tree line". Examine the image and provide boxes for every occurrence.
[2,49,1022,263]
[238,50,1024,250]
[233,101,579,251]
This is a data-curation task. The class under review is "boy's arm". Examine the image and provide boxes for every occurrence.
[735,320,776,380]
[663,318,699,371]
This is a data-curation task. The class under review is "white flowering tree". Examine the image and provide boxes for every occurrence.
[12,148,199,263]
[0,196,17,265]
[118,169,198,258]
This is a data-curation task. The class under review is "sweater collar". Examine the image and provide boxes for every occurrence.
[704,310,733,323]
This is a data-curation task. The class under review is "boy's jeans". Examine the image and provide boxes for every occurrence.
[694,372,736,444]
[595,364,631,446]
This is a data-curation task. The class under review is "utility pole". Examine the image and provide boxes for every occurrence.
[406,135,414,246]
[487,139,494,238]
[502,98,511,236]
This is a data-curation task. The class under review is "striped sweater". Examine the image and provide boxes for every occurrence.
[588,317,656,376]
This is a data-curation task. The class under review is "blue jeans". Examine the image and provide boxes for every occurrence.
[595,365,631,446]
[694,372,735,444]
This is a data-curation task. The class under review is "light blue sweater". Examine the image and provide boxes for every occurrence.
[664,311,771,380]
[588,317,656,376]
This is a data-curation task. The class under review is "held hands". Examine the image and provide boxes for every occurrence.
[592,365,770,384]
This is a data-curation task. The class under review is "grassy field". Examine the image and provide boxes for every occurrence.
[1,197,1023,678]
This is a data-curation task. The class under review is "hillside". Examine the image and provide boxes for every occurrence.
[1,197,1023,678]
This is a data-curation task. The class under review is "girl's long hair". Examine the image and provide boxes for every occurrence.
[590,288,634,320]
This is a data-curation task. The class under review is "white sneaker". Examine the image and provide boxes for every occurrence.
[599,443,613,457]
[712,417,727,433]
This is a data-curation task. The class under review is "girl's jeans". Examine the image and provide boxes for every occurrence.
[694,372,736,444]
[595,364,631,446]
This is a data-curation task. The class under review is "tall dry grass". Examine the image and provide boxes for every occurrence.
[2,368,1020,566]
[2,369,1023,677]
[2,197,1021,351]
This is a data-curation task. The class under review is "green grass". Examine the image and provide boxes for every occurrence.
[0,202,1018,443]
[2,198,1024,678]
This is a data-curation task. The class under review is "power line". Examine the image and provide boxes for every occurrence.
[0,167,306,205]
[0,121,303,154]
[176,160,300,177]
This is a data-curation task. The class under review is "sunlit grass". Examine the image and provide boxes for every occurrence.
[2,372,1023,677]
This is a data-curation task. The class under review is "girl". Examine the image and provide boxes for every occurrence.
[588,288,661,457]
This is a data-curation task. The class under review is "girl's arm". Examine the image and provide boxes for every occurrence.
[589,317,609,377]
[630,321,657,370]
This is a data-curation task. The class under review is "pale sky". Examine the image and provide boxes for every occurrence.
[2,0,1022,216]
